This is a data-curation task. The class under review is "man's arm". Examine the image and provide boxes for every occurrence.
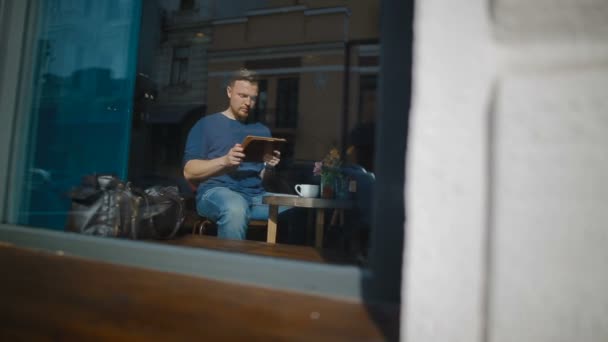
[183,144,245,183]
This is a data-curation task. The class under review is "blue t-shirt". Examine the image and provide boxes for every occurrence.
[183,112,271,201]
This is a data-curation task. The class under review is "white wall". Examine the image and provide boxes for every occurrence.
[403,0,608,341]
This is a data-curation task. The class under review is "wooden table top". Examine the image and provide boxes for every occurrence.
[263,195,355,209]
[0,243,398,341]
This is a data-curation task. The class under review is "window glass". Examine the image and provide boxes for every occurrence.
[137,1,380,263]
[180,0,195,11]
[7,0,382,266]
[275,77,299,129]
[6,0,141,229]
[170,47,190,85]
[249,79,268,125]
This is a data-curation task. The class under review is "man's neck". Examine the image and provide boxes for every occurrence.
[221,109,247,123]
[221,109,236,120]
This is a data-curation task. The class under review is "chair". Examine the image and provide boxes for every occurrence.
[184,181,270,240]
[341,164,375,226]
[331,164,375,255]
[191,217,268,237]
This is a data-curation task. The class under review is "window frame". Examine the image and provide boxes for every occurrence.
[0,0,410,304]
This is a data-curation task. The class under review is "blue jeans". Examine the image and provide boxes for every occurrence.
[196,187,291,240]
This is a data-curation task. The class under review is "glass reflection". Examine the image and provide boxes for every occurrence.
[9,0,380,265]
[9,0,141,229]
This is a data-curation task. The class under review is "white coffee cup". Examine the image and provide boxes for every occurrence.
[295,184,319,198]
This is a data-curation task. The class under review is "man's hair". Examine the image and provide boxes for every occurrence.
[228,68,258,87]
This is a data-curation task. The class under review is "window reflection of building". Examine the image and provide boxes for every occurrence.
[248,79,268,124]
[170,47,190,85]
[275,77,299,129]
[106,0,121,20]
[140,1,379,185]
[357,75,377,124]
[205,2,380,161]
[180,0,195,11]
[3,0,141,229]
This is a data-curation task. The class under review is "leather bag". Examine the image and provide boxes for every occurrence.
[65,175,184,240]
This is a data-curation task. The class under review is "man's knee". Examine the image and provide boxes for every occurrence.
[212,191,250,240]
[221,204,249,223]
[217,205,249,240]
[197,187,247,217]
[196,188,252,239]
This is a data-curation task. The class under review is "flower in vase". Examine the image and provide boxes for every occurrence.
[314,148,343,198]
[316,148,342,173]
[313,161,323,176]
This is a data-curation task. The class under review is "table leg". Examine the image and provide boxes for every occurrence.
[330,209,339,226]
[315,208,325,249]
[306,210,314,245]
[267,205,278,243]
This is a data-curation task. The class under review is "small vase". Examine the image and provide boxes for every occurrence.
[320,174,335,199]
[335,176,350,200]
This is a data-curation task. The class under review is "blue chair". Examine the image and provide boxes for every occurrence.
[326,165,374,255]
[341,164,375,225]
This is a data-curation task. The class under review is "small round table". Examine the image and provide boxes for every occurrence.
[262,195,354,249]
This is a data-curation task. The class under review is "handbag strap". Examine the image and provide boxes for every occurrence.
[151,188,183,240]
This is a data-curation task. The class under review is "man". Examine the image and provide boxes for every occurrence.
[183,69,284,240]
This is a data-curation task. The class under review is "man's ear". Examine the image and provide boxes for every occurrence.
[226,86,232,99]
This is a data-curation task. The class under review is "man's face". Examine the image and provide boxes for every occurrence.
[227,80,258,121]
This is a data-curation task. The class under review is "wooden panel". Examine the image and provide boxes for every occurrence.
[0,244,398,341]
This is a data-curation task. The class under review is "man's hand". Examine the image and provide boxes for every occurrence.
[223,144,245,168]
[263,150,281,168]
[261,150,280,180]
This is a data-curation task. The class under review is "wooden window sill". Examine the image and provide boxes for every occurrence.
[0,243,399,341]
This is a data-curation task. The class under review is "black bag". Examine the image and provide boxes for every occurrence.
[65,175,184,240]
[138,185,185,239]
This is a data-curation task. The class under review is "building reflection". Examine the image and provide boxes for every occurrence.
[135,0,380,190]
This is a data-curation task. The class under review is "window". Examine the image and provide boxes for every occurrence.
[351,75,378,172]
[0,0,408,304]
[61,0,79,12]
[249,79,268,124]
[106,0,121,20]
[50,0,60,13]
[1,0,139,229]
[170,47,189,85]
[84,0,92,16]
[275,77,299,129]
[358,75,377,124]
[180,0,195,11]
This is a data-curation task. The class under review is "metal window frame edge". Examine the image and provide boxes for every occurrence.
[1,0,37,222]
